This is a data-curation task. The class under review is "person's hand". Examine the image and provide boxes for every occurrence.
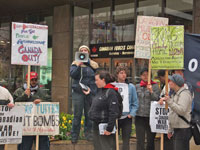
[128,115,132,118]
[158,97,165,105]
[164,95,169,101]
[78,62,83,66]
[147,84,153,93]
[34,99,41,104]
[25,88,31,96]
[104,130,111,136]
[167,132,173,139]
[82,88,91,95]
[7,103,14,108]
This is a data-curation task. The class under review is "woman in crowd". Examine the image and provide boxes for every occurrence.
[135,68,160,150]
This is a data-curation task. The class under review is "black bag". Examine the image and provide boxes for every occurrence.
[178,115,200,145]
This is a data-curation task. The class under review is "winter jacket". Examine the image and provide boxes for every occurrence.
[136,83,160,117]
[167,87,192,133]
[70,59,98,95]
[13,85,51,102]
[88,88,120,132]
[0,86,13,103]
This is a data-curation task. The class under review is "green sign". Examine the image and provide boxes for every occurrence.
[151,26,184,69]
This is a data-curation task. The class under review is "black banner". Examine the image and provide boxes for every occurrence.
[89,41,134,58]
[184,33,200,118]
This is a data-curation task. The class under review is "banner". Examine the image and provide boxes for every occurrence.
[11,22,48,66]
[0,106,25,144]
[151,26,184,69]
[135,16,168,59]
[112,83,129,112]
[184,33,200,118]
[15,102,59,135]
[150,102,169,134]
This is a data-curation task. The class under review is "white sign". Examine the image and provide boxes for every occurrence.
[0,106,25,144]
[112,83,129,113]
[150,101,169,134]
[15,102,59,136]
[135,16,168,59]
[11,22,48,66]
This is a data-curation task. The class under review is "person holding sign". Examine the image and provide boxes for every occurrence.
[70,45,99,144]
[0,86,14,150]
[135,68,160,150]
[115,66,138,150]
[13,72,50,150]
[160,74,192,150]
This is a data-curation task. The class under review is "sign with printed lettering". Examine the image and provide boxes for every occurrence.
[0,106,25,144]
[135,16,168,59]
[11,22,48,66]
[15,102,59,135]
[150,26,184,69]
[150,101,169,134]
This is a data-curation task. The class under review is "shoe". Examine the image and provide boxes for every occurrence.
[71,139,78,144]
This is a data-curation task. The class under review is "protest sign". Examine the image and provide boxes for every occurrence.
[112,83,129,112]
[0,106,25,144]
[11,22,48,66]
[151,26,184,69]
[135,16,168,59]
[150,101,169,134]
[15,102,59,135]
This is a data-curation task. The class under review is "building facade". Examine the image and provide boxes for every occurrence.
[0,0,198,113]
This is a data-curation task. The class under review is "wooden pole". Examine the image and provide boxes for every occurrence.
[116,119,119,150]
[165,70,169,109]
[27,65,31,89]
[160,134,164,150]
[4,144,8,150]
[36,135,39,150]
[148,59,151,84]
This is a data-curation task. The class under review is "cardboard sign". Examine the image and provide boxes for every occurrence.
[135,16,168,59]
[151,26,184,69]
[11,22,48,66]
[0,106,25,144]
[15,102,59,136]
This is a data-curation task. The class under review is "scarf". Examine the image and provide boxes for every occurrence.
[140,80,157,87]
[23,83,39,92]
[103,83,118,91]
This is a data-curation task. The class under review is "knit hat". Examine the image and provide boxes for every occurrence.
[79,45,90,53]
[168,74,184,87]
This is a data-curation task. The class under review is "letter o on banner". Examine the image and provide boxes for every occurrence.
[188,58,198,72]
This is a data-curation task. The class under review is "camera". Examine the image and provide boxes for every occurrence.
[75,52,89,62]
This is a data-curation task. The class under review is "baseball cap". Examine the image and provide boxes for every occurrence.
[168,74,184,87]
[26,72,38,80]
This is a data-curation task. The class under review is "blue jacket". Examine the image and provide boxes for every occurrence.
[122,83,138,117]
[70,59,98,95]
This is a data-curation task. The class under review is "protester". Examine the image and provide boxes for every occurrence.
[0,86,14,150]
[13,71,50,150]
[70,45,99,143]
[160,74,192,150]
[135,68,160,150]
[88,70,120,150]
[115,66,138,150]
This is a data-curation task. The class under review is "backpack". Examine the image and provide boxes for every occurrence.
[106,88,123,119]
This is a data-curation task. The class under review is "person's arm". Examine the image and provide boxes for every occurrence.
[129,84,138,117]
[70,61,82,79]
[13,88,29,102]
[148,84,160,101]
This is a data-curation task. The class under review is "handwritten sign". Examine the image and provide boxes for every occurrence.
[135,16,168,59]
[150,102,169,134]
[0,106,25,144]
[11,22,48,66]
[15,102,59,136]
[151,26,184,69]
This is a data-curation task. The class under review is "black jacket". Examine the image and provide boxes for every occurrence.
[88,88,119,132]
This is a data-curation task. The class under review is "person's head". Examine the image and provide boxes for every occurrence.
[115,66,128,83]
[171,69,184,77]
[79,45,90,54]
[26,72,38,87]
[95,70,115,88]
[157,70,166,84]
[140,68,148,82]
[168,74,184,91]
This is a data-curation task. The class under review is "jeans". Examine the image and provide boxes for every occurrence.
[71,91,92,140]
[93,122,116,150]
[118,117,132,150]
[18,136,50,150]
[164,134,173,150]
[135,116,156,150]
[173,128,192,150]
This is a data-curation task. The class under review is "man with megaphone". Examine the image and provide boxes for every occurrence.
[70,45,99,144]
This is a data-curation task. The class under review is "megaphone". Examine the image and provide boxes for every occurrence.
[75,52,89,62]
